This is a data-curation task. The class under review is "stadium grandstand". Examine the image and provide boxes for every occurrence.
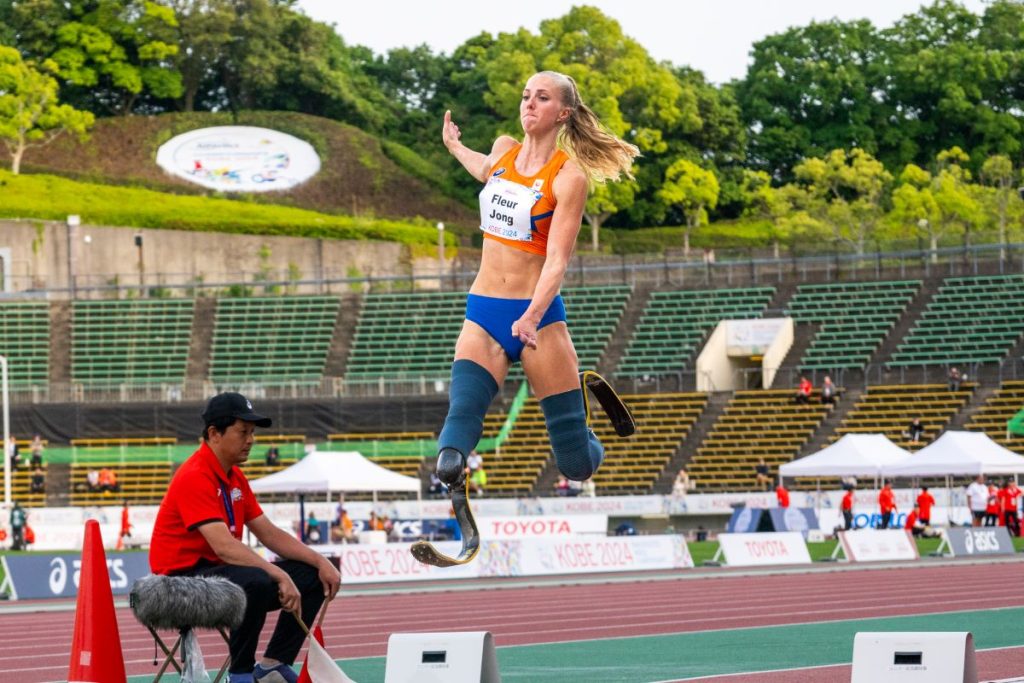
[2,265,1022,507]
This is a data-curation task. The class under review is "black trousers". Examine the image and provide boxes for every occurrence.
[842,510,853,531]
[182,560,324,674]
[1004,511,1020,537]
[879,511,892,529]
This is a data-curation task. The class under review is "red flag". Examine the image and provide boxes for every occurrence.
[297,625,325,683]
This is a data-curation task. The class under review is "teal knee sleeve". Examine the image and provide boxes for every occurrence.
[541,389,605,481]
[438,359,499,457]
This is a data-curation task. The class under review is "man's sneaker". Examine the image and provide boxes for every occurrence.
[253,662,298,683]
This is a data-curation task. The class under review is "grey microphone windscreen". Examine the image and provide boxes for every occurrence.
[131,574,247,630]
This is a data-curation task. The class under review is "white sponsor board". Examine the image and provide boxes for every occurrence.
[726,318,788,356]
[839,529,919,562]
[327,535,692,584]
[717,532,812,566]
[479,515,606,539]
[156,126,321,192]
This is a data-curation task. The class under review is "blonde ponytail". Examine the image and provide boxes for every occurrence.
[539,71,640,183]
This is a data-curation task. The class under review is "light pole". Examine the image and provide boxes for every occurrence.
[1,355,10,508]
[436,222,445,289]
[135,233,145,297]
[66,214,80,297]
[917,218,936,264]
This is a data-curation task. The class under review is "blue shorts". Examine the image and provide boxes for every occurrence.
[465,294,566,363]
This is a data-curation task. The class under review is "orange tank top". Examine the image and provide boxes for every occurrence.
[479,143,569,256]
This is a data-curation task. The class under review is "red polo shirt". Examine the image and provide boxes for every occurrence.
[916,491,934,520]
[879,488,896,514]
[841,490,854,511]
[998,485,1021,513]
[149,441,263,575]
[904,510,918,530]
[776,485,790,508]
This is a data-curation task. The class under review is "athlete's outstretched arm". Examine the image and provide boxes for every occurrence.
[511,160,588,349]
[443,110,517,182]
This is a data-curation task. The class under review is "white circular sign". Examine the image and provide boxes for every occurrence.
[155,125,321,192]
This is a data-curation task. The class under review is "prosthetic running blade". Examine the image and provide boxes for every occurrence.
[581,370,636,437]
[410,481,480,567]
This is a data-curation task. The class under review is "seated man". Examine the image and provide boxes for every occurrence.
[554,475,571,496]
[904,504,940,538]
[30,467,45,494]
[469,466,487,496]
[794,376,812,405]
[754,458,772,492]
[330,507,355,544]
[265,445,280,467]
[907,417,925,444]
[427,472,446,498]
[149,392,340,683]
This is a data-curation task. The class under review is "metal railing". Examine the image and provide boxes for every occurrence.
[4,241,1023,299]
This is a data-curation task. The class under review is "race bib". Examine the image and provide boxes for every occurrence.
[479,177,542,241]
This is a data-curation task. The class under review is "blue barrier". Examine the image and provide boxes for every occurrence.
[1,552,151,600]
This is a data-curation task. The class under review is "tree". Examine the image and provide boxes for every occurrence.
[793,148,892,254]
[933,147,984,251]
[735,19,886,180]
[979,154,1023,258]
[0,46,94,173]
[3,0,182,114]
[657,159,719,257]
[584,180,637,251]
[888,164,942,260]
[165,0,234,111]
[890,148,984,262]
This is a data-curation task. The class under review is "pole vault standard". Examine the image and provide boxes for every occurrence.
[1,355,9,507]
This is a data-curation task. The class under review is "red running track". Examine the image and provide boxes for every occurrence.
[2,562,1023,682]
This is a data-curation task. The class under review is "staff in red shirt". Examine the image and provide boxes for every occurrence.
[775,482,790,508]
[904,505,923,536]
[998,479,1021,537]
[916,486,935,525]
[878,480,897,529]
[841,484,855,531]
[985,483,1001,526]
[150,392,340,683]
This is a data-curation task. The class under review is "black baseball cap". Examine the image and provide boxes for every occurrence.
[202,392,272,428]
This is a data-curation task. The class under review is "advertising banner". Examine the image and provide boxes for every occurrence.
[943,527,1015,558]
[326,535,692,585]
[839,529,919,562]
[766,507,819,534]
[1,552,150,600]
[155,126,321,192]
[726,507,765,533]
[717,532,812,567]
[479,515,607,539]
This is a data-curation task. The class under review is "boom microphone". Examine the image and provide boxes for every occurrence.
[130,574,247,630]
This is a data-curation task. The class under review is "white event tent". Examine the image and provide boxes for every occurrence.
[880,431,1024,477]
[779,434,912,480]
[249,450,421,497]
[249,450,422,540]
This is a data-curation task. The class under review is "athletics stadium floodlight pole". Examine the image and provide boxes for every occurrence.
[1,354,10,507]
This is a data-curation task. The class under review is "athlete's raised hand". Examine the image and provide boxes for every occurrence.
[442,110,462,151]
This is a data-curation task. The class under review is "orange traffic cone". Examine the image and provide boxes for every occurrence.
[68,520,127,683]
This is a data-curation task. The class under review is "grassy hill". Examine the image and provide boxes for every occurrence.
[18,110,476,228]
[0,170,457,248]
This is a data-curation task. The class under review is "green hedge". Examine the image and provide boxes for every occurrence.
[0,170,458,248]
